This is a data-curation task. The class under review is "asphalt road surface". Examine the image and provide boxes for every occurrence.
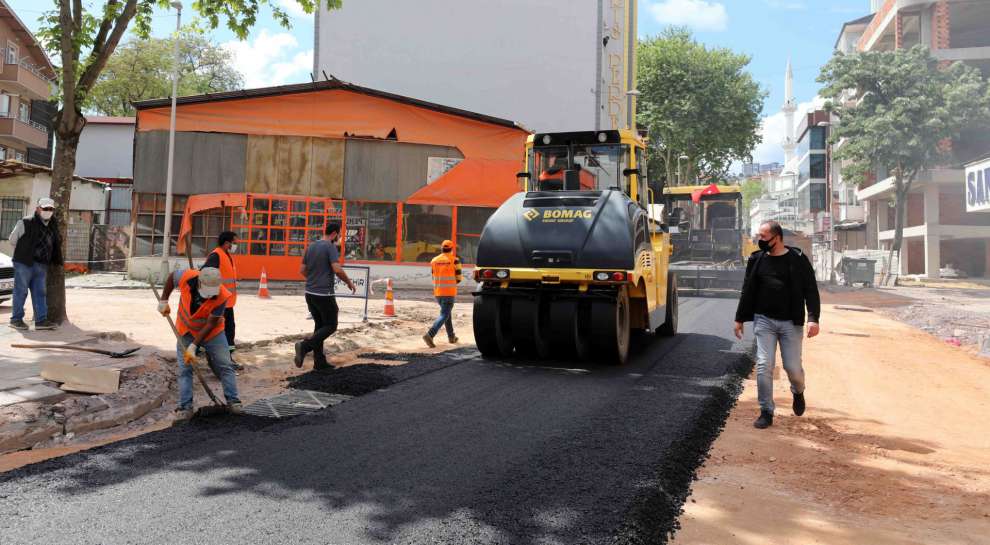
[0,297,751,545]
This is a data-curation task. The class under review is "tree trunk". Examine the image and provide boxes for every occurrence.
[46,118,84,324]
[882,180,908,286]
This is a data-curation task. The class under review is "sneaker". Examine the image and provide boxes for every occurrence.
[228,402,244,415]
[174,408,194,422]
[422,334,436,348]
[34,320,57,330]
[293,341,306,368]
[230,360,245,372]
[753,410,773,429]
[8,320,29,330]
[793,392,806,417]
[448,336,459,344]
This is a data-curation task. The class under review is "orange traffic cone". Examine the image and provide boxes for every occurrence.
[258,267,271,299]
[383,278,395,317]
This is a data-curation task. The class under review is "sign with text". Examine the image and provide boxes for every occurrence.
[966,158,990,213]
[333,265,370,299]
[598,0,636,131]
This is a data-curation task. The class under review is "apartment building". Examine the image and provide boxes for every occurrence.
[838,0,990,278]
[0,1,55,165]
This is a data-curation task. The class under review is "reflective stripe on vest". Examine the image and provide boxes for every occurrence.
[175,269,230,341]
[431,254,458,297]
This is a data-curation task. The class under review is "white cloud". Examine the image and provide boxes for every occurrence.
[222,30,312,88]
[764,0,806,10]
[647,0,729,32]
[751,96,827,165]
[278,0,311,19]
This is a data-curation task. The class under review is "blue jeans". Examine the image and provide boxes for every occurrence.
[753,314,805,414]
[428,296,455,338]
[175,333,240,410]
[11,262,47,323]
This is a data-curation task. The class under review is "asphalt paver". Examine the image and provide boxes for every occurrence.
[0,297,749,545]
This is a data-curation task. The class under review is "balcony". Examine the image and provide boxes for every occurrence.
[0,50,54,100]
[0,114,48,148]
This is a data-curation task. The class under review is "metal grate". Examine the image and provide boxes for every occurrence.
[243,389,351,419]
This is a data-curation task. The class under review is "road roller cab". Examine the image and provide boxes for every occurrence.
[472,130,678,365]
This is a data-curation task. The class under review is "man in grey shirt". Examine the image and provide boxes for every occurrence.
[295,222,355,370]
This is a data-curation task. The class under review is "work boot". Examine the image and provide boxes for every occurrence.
[228,402,245,415]
[448,335,459,344]
[174,407,194,423]
[793,392,806,417]
[423,334,436,348]
[753,410,773,429]
[8,320,28,330]
[34,319,57,330]
[293,341,307,368]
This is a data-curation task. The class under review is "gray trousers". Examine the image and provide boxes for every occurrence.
[754,314,805,413]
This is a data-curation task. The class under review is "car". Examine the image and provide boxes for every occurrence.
[0,251,13,304]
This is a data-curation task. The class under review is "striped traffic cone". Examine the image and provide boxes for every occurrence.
[258,267,271,299]
[383,278,395,317]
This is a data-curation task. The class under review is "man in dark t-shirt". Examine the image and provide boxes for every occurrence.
[295,222,355,370]
[734,220,821,429]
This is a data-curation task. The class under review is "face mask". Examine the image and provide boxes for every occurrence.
[40,210,53,221]
[229,244,238,254]
[758,238,773,252]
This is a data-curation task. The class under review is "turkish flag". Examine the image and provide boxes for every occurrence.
[690,183,721,203]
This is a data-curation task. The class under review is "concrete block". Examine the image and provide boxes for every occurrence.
[41,361,120,394]
[0,385,68,407]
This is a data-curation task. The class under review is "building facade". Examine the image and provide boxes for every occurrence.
[75,116,136,227]
[845,0,990,278]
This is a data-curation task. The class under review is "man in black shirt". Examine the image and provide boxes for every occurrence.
[734,221,820,429]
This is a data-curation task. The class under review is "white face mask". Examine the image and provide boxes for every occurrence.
[229,243,238,254]
[40,210,53,221]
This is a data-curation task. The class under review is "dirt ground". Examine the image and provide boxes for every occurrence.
[672,290,990,545]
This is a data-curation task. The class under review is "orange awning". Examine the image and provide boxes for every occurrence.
[405,159,522,208]
[176,193,247,253]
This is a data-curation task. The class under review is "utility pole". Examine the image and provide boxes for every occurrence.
[160,1,183,282]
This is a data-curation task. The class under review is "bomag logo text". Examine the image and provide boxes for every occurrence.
[543,209,593,219]
[523,209,540,221]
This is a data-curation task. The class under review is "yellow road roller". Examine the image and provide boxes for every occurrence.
[472,129,677,365]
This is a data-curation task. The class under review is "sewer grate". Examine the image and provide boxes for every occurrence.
[243,389,352,419]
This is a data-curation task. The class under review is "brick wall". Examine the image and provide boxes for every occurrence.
[932,0,951,50]
[906,193,925,227]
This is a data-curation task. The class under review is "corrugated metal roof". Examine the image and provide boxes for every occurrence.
[132,79,524,130]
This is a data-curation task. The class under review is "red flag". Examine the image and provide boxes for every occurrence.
[690,183,721,203]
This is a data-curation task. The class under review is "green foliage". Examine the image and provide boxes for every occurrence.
[740,178,763,217]
[637,28,766,186]
[87,27,243,116]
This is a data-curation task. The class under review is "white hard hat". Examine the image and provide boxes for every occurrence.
[38,197,55,208]
[198,267,222,298]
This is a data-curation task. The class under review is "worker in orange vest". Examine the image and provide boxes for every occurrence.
[202,231,242,370]
[423,240,462,348]
[158,266,242,421]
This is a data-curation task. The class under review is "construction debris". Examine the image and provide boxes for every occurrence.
[40,362,121,394]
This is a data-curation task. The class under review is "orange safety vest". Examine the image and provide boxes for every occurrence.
[210,247,238,307]
[176,269,232,342]
[430,253,461,297]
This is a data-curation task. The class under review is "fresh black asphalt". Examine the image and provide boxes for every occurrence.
[0,297,751,545]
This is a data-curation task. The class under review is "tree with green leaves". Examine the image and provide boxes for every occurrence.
[88,28,243,117]
[36,0,341,323]
[818,45,990,283]
[740,178,763,220]
[637,27,765,188]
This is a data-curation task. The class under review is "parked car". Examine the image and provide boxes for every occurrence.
[0,251,13,304]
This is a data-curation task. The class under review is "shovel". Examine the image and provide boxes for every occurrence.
[11,343,140,358]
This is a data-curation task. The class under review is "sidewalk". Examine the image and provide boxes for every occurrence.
[671,301,990,545]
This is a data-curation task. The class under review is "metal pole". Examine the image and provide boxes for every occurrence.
[160,2,183,282]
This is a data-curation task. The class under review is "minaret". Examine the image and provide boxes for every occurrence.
[781,58,797,165]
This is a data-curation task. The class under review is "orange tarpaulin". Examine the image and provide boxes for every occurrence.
[176,193,246,254]
[405,159,521,208]
[691,183,722,203]
[137,88,527,161]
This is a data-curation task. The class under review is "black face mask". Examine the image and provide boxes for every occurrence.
[758,238,773,252]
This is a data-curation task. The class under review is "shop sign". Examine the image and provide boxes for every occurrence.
[965,158,990,212]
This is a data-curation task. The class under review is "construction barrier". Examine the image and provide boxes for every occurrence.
[258,267,272,299]
[370,277,397,318]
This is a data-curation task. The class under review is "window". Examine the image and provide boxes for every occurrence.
[344,202,397,261]
[14,151,23,162]
[810,153,826,179]
[455,206,495,265]
[18,102,28,123]
[5,43,17,65]
[1,197,26,239]
[402,204,453,262]
[810,127,826,151]
[0,146,6,161]
[900,13,921,48]
[0,94,9,117]
[230,195,343,257]
[133,193,187,257]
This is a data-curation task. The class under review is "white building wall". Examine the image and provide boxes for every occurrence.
[314,0,599,132]
[75,122,135,179]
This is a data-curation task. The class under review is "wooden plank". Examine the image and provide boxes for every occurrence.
[311,138,344,198]
[40,361,120,394]
[245,135,278,193]
[276,135,311,196]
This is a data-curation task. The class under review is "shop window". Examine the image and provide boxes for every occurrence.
[1,197,26,239]
[402,204,453,262]
[456,206,495,265]
[231,195,343,257]
[133,193,188,257]
[345,202,398,261]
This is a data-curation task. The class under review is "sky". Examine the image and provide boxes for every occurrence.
[6,0,874,166]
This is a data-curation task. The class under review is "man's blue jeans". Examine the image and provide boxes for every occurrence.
[175,333,240,410]
[428,296,456,338]
[753,314,805,414]
[11,262,47,323]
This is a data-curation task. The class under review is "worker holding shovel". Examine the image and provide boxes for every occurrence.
[158,267,243,421]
